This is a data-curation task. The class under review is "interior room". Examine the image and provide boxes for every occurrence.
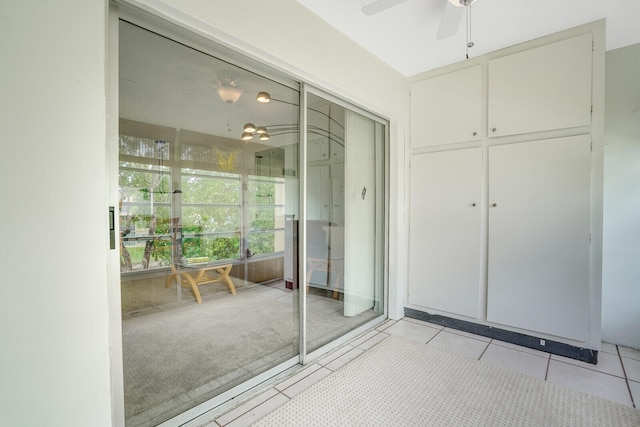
[2,1,639,426]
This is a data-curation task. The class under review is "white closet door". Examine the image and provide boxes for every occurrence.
[488,34,592,137]
[411,65,482,147]
[343,111,375,316]
[487,135,591,340]
[408,148,482,318]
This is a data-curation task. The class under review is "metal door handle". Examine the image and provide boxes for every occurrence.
[361,187,367,200]
[109,206,116,250]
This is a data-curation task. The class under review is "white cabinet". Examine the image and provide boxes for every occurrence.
[409,136,593,339]
[307,165,330,220]
[408,148,483,318]
[407,22,603,347]
[410,65,482,147]
[308,138,329,161]
[487,135,592,340]
[488,34,593,137]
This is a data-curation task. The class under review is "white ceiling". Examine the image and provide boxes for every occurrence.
[297,0,640,76]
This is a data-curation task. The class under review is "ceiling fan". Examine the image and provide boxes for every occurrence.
[361,0,478,41]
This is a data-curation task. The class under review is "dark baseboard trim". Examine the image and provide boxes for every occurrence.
[404,308,598,364]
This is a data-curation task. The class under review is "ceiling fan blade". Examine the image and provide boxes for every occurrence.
[361,0,407,16]
[436,2,464,40]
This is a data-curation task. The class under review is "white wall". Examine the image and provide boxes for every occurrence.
[131,0,409,319]
[602,43,640,349]
[0,1,114,426]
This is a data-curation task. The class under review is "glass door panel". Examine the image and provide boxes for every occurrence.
[305,93,385,352]
[119,21,300,426]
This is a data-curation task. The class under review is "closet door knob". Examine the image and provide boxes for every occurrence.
[471,203,477,207]
[491,203,498,207]
[472,131,477,137]
[491,128,497,133]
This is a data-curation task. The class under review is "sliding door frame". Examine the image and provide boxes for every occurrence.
[108,3,389,425]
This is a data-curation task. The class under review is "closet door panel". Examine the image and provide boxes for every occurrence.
[487,135,591,340]
[488,34,592,137]
[408,148,482,318]
[411,65,482,148]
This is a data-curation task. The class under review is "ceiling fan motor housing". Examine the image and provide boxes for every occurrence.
[450,0,476,6]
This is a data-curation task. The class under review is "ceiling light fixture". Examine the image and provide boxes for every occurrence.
[255,91,300,107]
[448,0,476,6]
[240,124,303,143]
[217,86,242,104]
[216,71,242,104]
[256,91,271,103]
[242,125,270,142]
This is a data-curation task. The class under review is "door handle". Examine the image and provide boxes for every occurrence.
[109,206,116,250]
[361,187,367,200]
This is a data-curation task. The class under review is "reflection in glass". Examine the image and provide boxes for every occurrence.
[119,21,300,426]
[305,93,385,352]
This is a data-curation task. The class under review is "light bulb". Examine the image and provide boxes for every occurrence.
[257,92,271,103]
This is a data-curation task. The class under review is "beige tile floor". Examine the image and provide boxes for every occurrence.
[206,318,639,426]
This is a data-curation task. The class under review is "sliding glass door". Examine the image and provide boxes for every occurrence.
[117,17,386,427]
[305,92,385,352]
[119,21,301,426]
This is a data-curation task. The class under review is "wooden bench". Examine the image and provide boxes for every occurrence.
[166,263,236,304]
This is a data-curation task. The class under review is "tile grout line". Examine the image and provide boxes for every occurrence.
[617,344,636,409]
[550,357,627,380]
[354,331,390,352]
[477,338,492,361]
[425,327,442,345]
[317,345,354,369]
[544,353,551,381]
[219,391,289,427]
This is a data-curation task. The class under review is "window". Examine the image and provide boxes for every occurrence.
[118,139,288,271]
[119,137,172,271]
[181,168,241,261]
[247,175,285,256]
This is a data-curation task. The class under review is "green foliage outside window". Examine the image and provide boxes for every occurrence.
[182,236,240,260]
[151,239,172,266]
[248,232,275,256]
[119,160,285,270]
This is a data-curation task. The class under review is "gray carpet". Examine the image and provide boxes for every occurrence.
[253,335,640,426]
[122,282,379,426]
